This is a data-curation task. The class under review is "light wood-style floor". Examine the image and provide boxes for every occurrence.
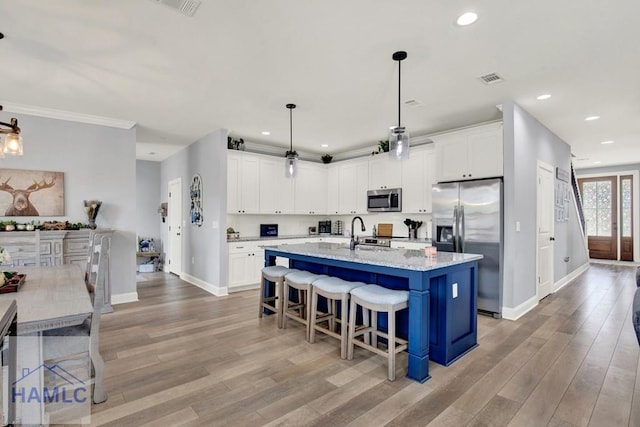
[91,263,640,426]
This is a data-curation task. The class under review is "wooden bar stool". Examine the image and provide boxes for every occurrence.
[309,277,366,359]
[259,266,298,328]
[347,284,409,381]
[282,271,327,339]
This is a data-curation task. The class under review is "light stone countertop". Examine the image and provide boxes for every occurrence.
[229,234,432,244]
[262,242,481,272]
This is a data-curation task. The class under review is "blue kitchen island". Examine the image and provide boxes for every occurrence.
[263,242,483,383]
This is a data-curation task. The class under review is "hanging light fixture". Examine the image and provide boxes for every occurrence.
[389,51,409,160]
[0,105,23,157]
[284,103,298,178]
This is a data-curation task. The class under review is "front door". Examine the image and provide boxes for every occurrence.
[620,175,634,261]
[578,176,617,259]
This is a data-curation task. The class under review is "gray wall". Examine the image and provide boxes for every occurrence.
[136,160,162,251]
[0,113,137,298]
[503,102,588,310]
[160,129,228,292]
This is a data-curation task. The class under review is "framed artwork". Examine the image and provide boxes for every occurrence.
[0,168,64,216]
[190,174,203,226]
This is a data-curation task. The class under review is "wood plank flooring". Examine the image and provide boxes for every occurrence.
[90,263,640,426]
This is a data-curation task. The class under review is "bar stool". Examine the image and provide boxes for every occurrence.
[309,277,366,359]
[282,271,327,339]
[347,284,409,381]
[259,266,298,328]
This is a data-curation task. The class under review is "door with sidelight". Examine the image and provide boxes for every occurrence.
[579,176,617,259]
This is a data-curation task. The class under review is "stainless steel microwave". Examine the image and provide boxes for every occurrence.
[367,188,402,212]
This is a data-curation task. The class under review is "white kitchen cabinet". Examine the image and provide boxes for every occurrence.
[434,122,503,182]
[259,157,294,214]
[227,152,260,214]
[294,162,328,214]
[326,164,340,214]
[368,155,402,190]
[401,145,436,213]
[228,241,264,291]
[338,159,369,214]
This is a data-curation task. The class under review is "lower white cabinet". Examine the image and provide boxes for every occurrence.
[228,241,264,291]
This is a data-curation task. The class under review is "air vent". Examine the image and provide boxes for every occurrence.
[151,0,201,16]
[478,73,505,85]
[403,99,423,107]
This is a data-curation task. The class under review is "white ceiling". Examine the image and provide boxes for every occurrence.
[1,0,639,168]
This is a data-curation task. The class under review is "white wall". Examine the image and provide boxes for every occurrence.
[0,113,137,300]
[228,212,432,240]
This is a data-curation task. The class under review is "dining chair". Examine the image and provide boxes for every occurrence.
[43,233,109,404]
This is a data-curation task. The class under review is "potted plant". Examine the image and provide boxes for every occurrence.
[321,154,333,164]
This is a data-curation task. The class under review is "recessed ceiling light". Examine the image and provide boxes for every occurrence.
[261,131,271,135]
[149,152,156,155]
[600,140,614,145]
[456,12,478,26]
[537,94,552,100]
[321,144,329,148]
[593,161,602,164]
[585,115,600,121]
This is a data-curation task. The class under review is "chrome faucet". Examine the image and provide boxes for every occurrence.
[350,216,366,250]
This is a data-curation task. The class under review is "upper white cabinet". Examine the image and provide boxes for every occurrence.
[401,145,436,213]
[227,152,260,214]
[326,164,340,214]
[294,162,328,214]
[339,159,369,214]
[368,155,402,190]
[434,122,503,182]
[259,157,294,214]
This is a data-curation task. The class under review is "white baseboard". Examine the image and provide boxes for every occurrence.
[501,262,591,321]
[502,295,538,321]
[112,292,139,305]
[553,262,590,293]
[181,273,228,297]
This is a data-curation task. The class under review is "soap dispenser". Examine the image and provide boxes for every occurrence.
[372,225,377,238]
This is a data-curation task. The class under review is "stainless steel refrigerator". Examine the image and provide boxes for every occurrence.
[432,178,503,317]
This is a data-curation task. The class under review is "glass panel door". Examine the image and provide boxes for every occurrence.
[578,176,617,259]
[620,175,634,261]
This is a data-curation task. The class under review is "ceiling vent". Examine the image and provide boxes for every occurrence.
[403,99,423,107]
[151,0,201,16]
[478,73,505,85]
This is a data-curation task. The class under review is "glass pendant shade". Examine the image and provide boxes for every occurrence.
[389,126,410,160]
[3,133,23,155]
[284,154,298,178]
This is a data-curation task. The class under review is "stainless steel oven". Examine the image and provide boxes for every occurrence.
[367,188,402,212]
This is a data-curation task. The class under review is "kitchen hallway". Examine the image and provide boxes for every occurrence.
[91,264,640,426]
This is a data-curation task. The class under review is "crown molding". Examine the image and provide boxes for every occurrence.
[0,102,136,129]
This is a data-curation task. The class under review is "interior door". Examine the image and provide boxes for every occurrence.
[620,175,634,261]
[168,178,182,275]
[578,176,618,259]
[537,162,554,300]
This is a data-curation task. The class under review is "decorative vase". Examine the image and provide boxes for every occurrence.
[89,219,97,229]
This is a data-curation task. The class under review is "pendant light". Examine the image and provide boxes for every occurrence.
[284,103,298,178]
[0,105,23,157]
[389,51,409,160]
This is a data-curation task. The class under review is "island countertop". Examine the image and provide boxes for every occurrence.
[262,242,482,271]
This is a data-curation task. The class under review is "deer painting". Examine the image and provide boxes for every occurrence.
[0,176,57,216]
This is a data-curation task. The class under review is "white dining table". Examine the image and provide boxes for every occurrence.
[0,264,95,425]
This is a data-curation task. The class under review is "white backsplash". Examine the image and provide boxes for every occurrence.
[227,212,432,239]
